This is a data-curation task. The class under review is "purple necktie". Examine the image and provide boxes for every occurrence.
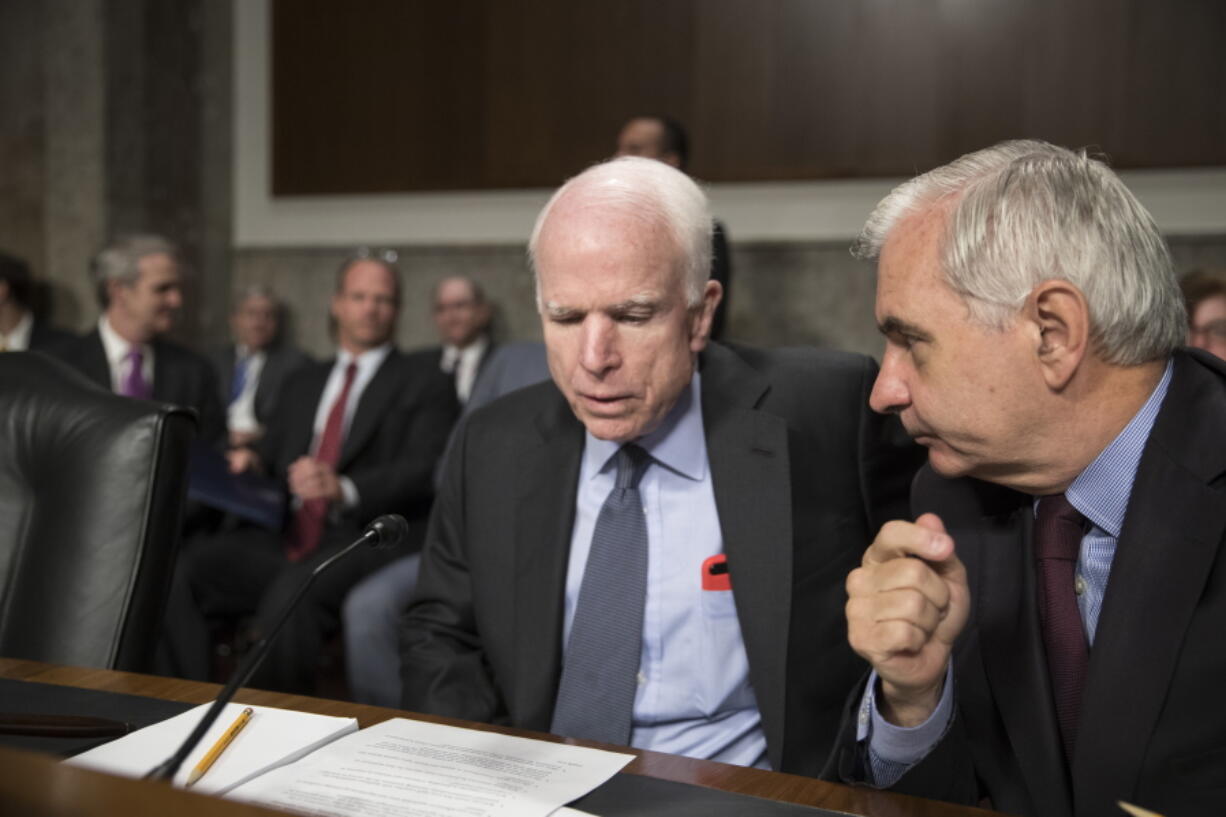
[121,347,153,400]
[1035,494,1089,762]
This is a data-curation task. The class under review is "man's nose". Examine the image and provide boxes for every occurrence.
[579,317,619,376]
[868,351,910,415]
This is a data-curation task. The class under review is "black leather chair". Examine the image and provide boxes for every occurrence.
[0,351,195,671]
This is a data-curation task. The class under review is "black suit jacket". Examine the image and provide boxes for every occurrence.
[431,337,497,402]
[400,342,922,775]
[256,348,458,539]
[54,329,224,444]
[210,342,310,428]
[27,318,73,352]
[830,349,1226,817]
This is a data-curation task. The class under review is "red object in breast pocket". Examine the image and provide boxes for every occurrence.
[702,554,732,591]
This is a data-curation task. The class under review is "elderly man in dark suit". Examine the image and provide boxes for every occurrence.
[53,234,223,443]
[400,157,921,775]
[210,284,309,448]
[834,140,1226,817]
[170,254,457,694]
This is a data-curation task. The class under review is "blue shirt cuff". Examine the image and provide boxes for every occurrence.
[856,665,954,786]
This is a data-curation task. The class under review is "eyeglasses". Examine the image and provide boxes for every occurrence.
[353,247,399,264]
[1189,319,1226,343]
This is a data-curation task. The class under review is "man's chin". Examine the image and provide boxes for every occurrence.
[572,407,644,444]
[924,445,975,479]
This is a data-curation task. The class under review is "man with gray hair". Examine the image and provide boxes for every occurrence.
[210,284,309,447]
[400,157,920,774]
[834,140,1226,816]
[55,234,223,442]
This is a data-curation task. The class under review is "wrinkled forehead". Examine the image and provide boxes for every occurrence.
[537,213,685,304]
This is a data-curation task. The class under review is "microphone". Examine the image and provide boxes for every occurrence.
[146,514,408,783]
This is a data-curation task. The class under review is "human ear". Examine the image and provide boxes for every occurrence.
[689,280,723,352]
[1028,280,1089,390]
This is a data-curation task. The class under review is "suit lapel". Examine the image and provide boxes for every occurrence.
[79,331,112,390]
[511,396,584,729]
[970,502,1073,814]
[339,351,399,469]
[1074,353,1226,810]
[700,345,794,770]
[151,340,175,402]
[286,363,331,461]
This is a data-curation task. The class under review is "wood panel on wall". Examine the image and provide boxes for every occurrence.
[271,0,1226,195]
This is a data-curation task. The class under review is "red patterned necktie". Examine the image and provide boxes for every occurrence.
[1034,493,1089,762]
[285,362,357,562]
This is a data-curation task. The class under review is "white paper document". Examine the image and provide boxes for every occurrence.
[229,717,632,817]
[65,702,358,794]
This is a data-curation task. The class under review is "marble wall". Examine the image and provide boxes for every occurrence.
[233,235,1226,363]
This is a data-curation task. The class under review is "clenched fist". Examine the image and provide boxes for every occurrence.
[846,513,970,726]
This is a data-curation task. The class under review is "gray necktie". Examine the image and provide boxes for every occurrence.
[551,444,652,745]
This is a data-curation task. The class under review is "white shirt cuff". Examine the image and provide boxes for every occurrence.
[338,476,360,510]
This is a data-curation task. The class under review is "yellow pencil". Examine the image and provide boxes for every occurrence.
[186,706,254,787]
[1118,802,1166,817]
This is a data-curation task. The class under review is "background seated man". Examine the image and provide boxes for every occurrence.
[163,254,457,693]
[1179,267,1226,361]
[431,274,495,405]
[54,234,223,443]
[399,157,921,776]
[0,250,72,352]
[211,284,309,448]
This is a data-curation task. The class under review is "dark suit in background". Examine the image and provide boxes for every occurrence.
[54,329,224,444]
[176,347,458,693]
[401,341,922,776]
[209,342,310,432]
[27,318,73,352]
[829,350,1226,817]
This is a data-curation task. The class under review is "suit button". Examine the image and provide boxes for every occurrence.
[1074,576,1087,596]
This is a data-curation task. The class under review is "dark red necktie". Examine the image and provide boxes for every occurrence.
[1034,494,1089,762]
[285,362,357,562]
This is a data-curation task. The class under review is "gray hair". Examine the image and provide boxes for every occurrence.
[231,283,283,314]
[853,139,1185,366]
[90,234,179,308]
[527,156,712,309]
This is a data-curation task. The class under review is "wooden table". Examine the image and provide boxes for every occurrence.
[0,658,1000,817]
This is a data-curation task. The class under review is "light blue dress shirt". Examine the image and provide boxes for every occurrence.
[861,360,1174,784]
[562,371,768,768]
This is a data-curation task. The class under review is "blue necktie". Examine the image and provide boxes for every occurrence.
[229,355,250,405]
[551,444,652,745]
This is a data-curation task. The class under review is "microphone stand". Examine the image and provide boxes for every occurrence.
[146,520,397,783]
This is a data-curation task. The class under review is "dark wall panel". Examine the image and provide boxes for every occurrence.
[271,0,1226,195]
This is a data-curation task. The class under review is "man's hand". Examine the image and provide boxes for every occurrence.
[287,456,343,503]
[228,428,262,448]
[846,513,970,727]
[227,447,261,474]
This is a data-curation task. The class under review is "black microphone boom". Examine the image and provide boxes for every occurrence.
[145,514,408,783]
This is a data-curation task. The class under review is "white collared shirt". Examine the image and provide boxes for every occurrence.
[98,315,153,394]
[227,346,268,434]
[1,311,34,351]
[440,335,488,404]
[309,344,392,510]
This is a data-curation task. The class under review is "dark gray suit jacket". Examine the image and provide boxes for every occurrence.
[210,342,310,429]
[829,349,1226,817]
[400,342,922,776]
[54,329,224,444]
